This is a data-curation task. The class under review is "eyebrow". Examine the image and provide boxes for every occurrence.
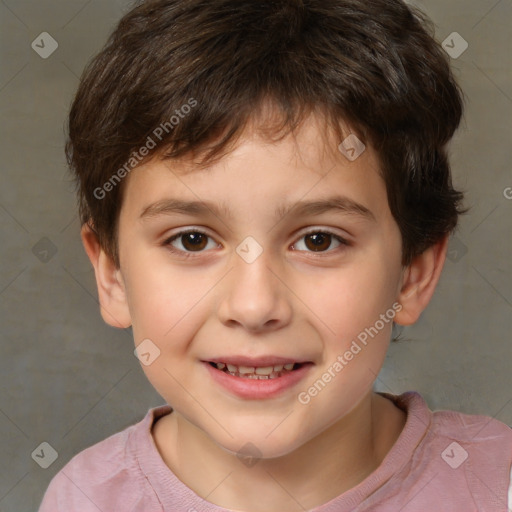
[140,195,376,222]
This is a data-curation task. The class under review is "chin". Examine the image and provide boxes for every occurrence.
[212,425,307,461]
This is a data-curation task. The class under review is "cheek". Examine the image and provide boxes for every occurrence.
[293,275,397,435]
[293,243,401,405]
[124,252,206,341]
[305,252,400,341]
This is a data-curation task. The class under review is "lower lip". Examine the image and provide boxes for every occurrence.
[203,362,313,400]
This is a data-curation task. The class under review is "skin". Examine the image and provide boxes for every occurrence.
[83,113,448,511]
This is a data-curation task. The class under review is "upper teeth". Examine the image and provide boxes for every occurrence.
[216,363,295,375]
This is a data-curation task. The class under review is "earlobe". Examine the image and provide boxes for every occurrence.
[81,224,132,329]
[394,235,449,326]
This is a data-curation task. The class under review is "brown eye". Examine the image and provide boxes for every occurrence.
[165,230,215,254]
[293,230,348,254]
[180,232,208,251]
[304,233,332,252]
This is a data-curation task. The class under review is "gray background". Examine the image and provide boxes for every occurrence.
[0,0,511,510]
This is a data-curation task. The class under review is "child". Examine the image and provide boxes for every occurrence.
[39,0,512,510]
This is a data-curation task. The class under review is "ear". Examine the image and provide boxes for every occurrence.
[81,224,132,328]
[394,234,449,326]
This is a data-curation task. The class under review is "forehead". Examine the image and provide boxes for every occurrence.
[120,113,387,224]
[154,106,369,173]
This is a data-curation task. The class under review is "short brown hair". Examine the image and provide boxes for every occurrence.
[66,0,466,267]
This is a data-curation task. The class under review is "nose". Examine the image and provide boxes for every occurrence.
[217,245,293,332]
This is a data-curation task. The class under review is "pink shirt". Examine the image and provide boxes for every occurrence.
[39,391,512,511]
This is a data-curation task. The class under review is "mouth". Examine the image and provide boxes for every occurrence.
[203,358,314,399]
[207,361,305,380]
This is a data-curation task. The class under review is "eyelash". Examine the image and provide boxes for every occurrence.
[162,228,350,259]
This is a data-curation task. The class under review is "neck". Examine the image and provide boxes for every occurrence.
[152,390,405,511]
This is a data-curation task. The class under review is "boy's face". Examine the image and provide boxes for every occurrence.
[115,115,406,457]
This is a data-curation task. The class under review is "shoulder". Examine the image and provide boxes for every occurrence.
[38,406,170,511]
[419,394,511,508]
[429,402,512,451]
[378,392,511,510]
[56,420,138,483]
[399,391,512,467]
[388,390,512,449]
[430,404,512,476]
